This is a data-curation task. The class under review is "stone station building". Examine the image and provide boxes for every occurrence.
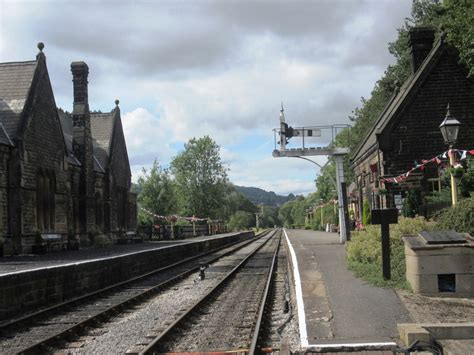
[350,27,474,218]
[0,43,136,254]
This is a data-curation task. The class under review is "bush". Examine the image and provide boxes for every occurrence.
[362,200,371,226]
[435,196,474,236]
[94,234,112,248]
[402,190,421,217]
[346,216,437,289]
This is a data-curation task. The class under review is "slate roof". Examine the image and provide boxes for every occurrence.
[57,109,81,166]
[351,39,445,164]
[0,60,37,143]
[0,123,13,146]
[90,110,116,169]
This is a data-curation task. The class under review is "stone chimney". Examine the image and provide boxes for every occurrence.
[70,61,94,233]
[408,27,435,75]
[71,61,89,125]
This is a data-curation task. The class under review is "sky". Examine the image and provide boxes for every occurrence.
[0,0,412,196]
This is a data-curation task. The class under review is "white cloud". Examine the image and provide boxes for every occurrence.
[0,0,413,196]
[122,108,175,168]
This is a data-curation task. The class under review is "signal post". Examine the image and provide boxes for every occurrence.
[273,105,351,243]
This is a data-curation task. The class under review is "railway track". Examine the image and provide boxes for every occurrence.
[135,229,282,355]
[0,230,272,354]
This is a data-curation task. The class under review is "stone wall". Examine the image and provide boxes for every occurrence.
[15,57,69,252]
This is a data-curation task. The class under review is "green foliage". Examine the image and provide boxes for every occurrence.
[362,200,371,226]
[259,205,281,228]
[460,157,474,198]
[94,234,112,248]
[402,190,421,217]
[425,187,451,204]
[220,186,257,221]
[171,136,228,219]
[228,211,255,231]
[315,163,337,202]
[137,160,176,226]
[311,204,338,231]
[234,186,295,206]
[346,216,437,288]
[435,196,474,236]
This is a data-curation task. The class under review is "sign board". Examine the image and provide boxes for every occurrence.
[394,194,403,210]
[371,208,398,225]
[293,128,322,137]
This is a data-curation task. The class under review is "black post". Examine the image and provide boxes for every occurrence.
[381,222,391,280]
[371,208,398,280]
[341,182,351,241]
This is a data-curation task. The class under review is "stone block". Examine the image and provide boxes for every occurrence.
[456,274,474,293]
[408,254,473,275]
[398,324,431,346]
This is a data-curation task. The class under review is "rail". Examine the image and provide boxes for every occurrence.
[140,229,281,354]
[5,230,271,354]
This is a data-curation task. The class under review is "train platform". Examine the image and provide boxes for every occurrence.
[0,233,235,276]
[0,231,253,321]
[284,229,412,352]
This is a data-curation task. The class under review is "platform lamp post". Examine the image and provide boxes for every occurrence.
[439,104,461,205]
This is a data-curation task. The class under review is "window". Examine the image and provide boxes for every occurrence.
[427,178,441,193]
[95,192,103,230]
[36,169,56,232]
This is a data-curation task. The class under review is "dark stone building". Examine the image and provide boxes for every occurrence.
[0,44,136,254]
[351,27,474,217]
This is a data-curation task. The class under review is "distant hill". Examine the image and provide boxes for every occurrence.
[235,186,296,207]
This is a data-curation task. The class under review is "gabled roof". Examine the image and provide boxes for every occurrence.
[57,108,81,166]
[90,110,117,169]
[57,108,118,171]
[351,38,447,164]
[0,60,37,142]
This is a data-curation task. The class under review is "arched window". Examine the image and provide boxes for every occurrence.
[36,169,56,232]
[49,172,56,229]
[43,172,50,230]
[36,170,44,231]
[95,192,103,230]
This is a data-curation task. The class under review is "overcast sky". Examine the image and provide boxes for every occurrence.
[0,0,412,196]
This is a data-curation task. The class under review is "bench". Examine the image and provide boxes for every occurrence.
[41,234,66,252]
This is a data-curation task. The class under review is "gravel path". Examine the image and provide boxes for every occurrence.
[55,236,271,354]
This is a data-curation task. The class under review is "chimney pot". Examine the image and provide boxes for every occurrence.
[71,61,89,105]
[408,27,435,74]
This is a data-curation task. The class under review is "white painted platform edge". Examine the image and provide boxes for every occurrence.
[283,228,308,348]
[0,232,243,277]
[307,342,397,349]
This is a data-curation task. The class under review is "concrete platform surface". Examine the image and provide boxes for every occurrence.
[284,229,412,350]
[0,233,235,275]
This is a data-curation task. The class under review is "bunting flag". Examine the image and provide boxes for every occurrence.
[380,148,474,184]
[139,207,211,222]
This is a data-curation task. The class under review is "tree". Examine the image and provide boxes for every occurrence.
[170,136,228,219]
[136,160,175,225]
[228,211,255,231]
